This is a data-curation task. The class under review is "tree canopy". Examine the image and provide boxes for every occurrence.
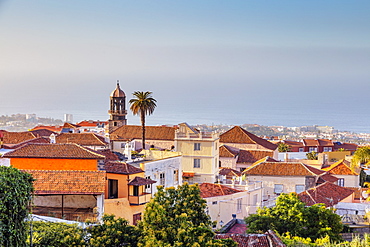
[138,183,236,247]
[0,166,34,247]
[245,193,343,242]
[129,91,157,150]
[352,146,370,168]
[278,142,291,152]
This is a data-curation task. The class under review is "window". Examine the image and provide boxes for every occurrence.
[338,178,345,187]
[323,147,332,152]
[212,201,218,205]
[194,143,201,151]
[295,185,305,194]
[145,176,151,190]
[193,159,201,168]
[309,147,317,152]
[274,184,283,195]
[133,213,141,226]
[237,198,242,213]
[133,185,139,196]
[160,173,165,185]
[253,194,258,206]
[108,179,118,199]
[121,143,126,148]
[299,148,304,152]
[174,170,179,184]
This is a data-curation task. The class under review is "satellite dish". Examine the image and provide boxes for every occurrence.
[362,191,369,199]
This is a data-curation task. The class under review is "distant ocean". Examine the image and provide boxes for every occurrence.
[10,103,369,134]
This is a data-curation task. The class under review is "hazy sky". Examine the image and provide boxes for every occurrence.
[1,1,370,130]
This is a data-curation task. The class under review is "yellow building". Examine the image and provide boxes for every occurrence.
[175,123,219,184]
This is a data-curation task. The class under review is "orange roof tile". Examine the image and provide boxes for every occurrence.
[6,137,50,149]
[243,162,325,176]
[23,170,106,195]
[334,142,358,151]
[96,149,120,163]
[128,176,156,186]
[237,150,274,164]
[3,143,105,159]
[29,129,57,137]
[76,120,108,127]
[56,133,108,146]
[283,140,303,147]
[219,167,242,177]
[62,122,81,129]
[31,125,63,132]
[299,182,354,207]
[110,125,176,141]
[219,145,239,158]
[104,161,143,174]
[199,183,242,198]
[2,131,36,145]
[322,159,358,175]
[318,139,334,146]
[220,126,277,151]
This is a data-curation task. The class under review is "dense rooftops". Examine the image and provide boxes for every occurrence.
[109,125,177,141]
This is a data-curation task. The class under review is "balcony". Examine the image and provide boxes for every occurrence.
[175,132,218,140]
[31,206,98,223]
[128,192,152,205]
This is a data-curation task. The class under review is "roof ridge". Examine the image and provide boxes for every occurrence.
[73,143,106,158]
[91,133,106,145]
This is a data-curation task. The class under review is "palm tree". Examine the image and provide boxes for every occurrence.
[129,91,157,150]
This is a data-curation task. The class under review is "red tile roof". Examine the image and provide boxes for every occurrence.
[243,162,325,177]
[283,140,303,147]
[322,159,358,175]
[303,139,333,147]
[110,125,176,141]
[316,172,339,184]
[104,161,143,174]
[299,182,354,207]
[220,126,277,151]
[3,143,105,159]
[2,131,36,145]
[95,149,120,163]
[29,129,57,137]
[62,122,81,129]
[237,150,274,164]
[31,125,63,132]
[215,231,286,247]
[23,169,106,195]
[199,183,242,198]
[334,142,358,151]
[76,120,108,127]
[219,167,242,177]
[6,137,50,149]
[128,176,156,186]
[318,139,334,146]
[56,133,108,146]
[219,145,239,158]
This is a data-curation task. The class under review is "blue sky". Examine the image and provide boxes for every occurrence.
[1,1,370,130]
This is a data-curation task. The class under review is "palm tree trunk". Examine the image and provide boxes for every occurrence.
[141,110,146,150]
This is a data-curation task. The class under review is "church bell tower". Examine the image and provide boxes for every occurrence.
[108,80,127,133]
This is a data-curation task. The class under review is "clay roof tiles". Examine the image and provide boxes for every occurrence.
[219,145,239,158]
[3,143,105,159]
[104,161,143,174]
[322,159,358,175]
[2,131,37,145]
[109,125,176,141]
[220,126,277,151]
[299,182,354,207]
[243,162,325,176]
[31,125,63,133]
[128,176,156,186]
[7,137,50,149]
[199,183,242,198]
[76,120,108,127]
[219,167,242,177]
[23,169,106,195]
[56,133,108,146]
[237,150,274,164]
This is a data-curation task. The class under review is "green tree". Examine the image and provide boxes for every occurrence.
[27,221,86,247]
[245,193,343,242]
[306,151,318,160]
[278,142,292,152]
[88,214,140,247]
[138,183,236,247]
[0,166,34,247]
[129,91,157,150]
[352,146,370,168]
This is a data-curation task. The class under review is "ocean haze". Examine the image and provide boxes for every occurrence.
[0,1,369,133]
